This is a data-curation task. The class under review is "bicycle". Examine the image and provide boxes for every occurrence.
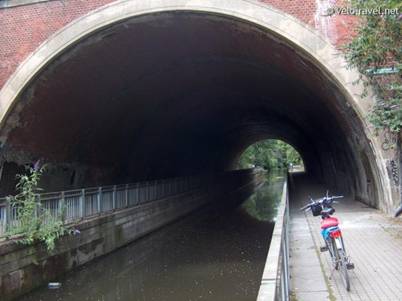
[301,192,355,291]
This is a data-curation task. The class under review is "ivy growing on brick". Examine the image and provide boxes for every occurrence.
[344,0,401,133]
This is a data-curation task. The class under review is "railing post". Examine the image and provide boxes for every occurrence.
[148,181,152,201]
[60,191,66,222]
[136,184,140,205]
[35,194,40,219]
[5,200,10,233]
[112,185,116,210]
[80,189,85,218]
[125,184,129,207]
[146,181,149,202]
[97,187,102,214]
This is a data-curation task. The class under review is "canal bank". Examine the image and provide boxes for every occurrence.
[17,174,285,301]
[0,170,259,300]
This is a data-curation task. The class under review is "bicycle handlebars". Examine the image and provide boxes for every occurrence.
[302,197,402,218]
[300,195,344,211]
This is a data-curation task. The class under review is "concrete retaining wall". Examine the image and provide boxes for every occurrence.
[0,170,260,300]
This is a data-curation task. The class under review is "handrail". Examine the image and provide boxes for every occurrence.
[0,168,260,236]
[256,180,290,301]
[0,175,201,236]
[0,168,260,237]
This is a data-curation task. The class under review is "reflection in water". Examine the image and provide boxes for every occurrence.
[19,174,285,301]
[242,173,285,222]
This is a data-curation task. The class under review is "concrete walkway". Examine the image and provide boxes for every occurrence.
[290,174,402,301]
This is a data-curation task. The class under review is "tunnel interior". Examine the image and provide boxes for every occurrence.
[0,12,379,206]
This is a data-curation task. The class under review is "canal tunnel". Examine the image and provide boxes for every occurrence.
[0,11,381,207]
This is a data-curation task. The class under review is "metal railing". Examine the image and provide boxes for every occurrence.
[256,180,290,301]
[0,176,201,236]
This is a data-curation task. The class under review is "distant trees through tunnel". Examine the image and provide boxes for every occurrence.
[238,140,304,172]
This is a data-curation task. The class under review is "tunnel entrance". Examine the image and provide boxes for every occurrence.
[0,2,387,209]
[237,139,304,172]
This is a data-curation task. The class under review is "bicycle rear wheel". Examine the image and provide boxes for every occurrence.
[334,238,350,291]
[328,238,339,270]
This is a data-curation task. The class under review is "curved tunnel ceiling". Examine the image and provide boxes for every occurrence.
[0,12,370,196]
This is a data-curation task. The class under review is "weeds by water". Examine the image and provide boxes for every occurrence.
[5,163,67,251]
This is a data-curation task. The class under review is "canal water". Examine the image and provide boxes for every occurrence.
[19,174,285,301]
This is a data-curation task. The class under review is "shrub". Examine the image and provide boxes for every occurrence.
[6,163,67,251]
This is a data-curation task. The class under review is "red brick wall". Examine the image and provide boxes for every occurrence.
[0,0,116,89]
[0,0,357,90]
[260,0,358,46]
[262,0,317,25]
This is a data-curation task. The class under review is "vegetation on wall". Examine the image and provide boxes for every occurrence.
[344,0,401,133]
[238,140,303,171]
[5,163,67,251]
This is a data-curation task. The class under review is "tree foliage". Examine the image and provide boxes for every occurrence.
[6,164,67,251]
[238,140,303,171]
[344,0,402,133]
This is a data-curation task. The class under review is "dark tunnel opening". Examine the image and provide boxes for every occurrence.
[0,11,379,206]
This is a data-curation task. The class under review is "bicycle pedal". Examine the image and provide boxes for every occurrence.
[346,263,355,270]
[320,246,328,252]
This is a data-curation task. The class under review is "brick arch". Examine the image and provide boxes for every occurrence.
[0,0,393,210]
